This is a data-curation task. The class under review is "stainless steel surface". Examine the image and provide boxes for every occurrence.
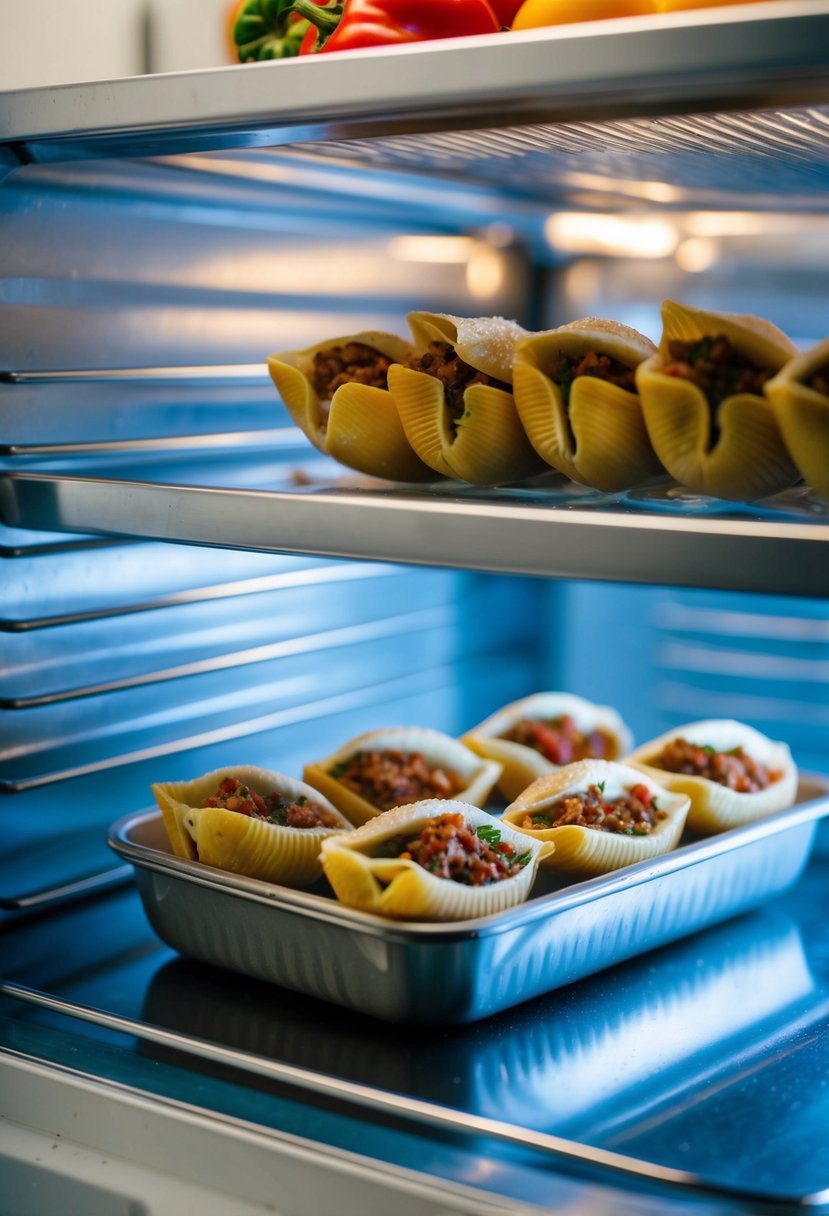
[0,979,792,1209]
[0,6,828,164]
[107,778,829,1026]
[0,567,461,707]
[3,471,827,598]
[5,842,829,1212]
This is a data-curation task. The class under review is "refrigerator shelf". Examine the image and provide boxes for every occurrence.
[1,469,827,598]
[0,4,828,188]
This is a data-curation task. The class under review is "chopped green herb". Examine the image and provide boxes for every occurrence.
[514,850,534,867]
[690,336,712,364]
[702,745,717,756]
[531,813,553,827]
[296,795,307,806]
[476,824,502,846]
[329,761,348,778]
[557,370,574,406]
[597,781,606,794]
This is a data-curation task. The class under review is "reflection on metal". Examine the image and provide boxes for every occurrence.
[0,980,773,1205]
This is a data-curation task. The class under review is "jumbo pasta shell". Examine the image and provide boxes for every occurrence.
[303,726,502,826]
[636,301,799,501]
[150,765,352,886]
[267,332,434,482]
[462,692,633,803]
[513,319,661,492]
[387,312,544,485]
[765,336,829,497]
[502,759,689,876]
[320,800,554,921]
[627,719,798,835]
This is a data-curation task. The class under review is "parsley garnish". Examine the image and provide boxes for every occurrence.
[329,761,348,778]
[514,850,533,867]
[690,336,712,364]
[557,370,574,406]
[597,781,606,794]
[702,745,717,756]
[531,813,553,827]
[476,824,502,846]
[296,795,307,806]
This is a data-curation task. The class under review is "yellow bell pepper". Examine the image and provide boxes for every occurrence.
[511,0,654,29]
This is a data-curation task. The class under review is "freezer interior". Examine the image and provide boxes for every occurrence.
[2,10,829,1213]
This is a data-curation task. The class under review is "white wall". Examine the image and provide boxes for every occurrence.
[0,0,236,91]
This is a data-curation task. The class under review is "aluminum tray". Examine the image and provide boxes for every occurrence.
[109,776,829,1025]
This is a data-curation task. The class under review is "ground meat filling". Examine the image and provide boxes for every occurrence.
[374,811,531,885]
[654,738,780,793]
[505,715,616,766]
[330,749,466,813]
[308,342,393,402]
[406,341,510,429]
[807,363,829,396]
[519,782,666,835]
[202,777,342,829]
[546,350,637,408]
[661,335,775,448]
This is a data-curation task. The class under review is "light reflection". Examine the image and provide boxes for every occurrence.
[545,213,678,259]
[675,236,719,273]
[466,246,505,299]
[387,235,476,263]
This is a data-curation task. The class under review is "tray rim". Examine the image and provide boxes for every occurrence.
[108,773,829,943]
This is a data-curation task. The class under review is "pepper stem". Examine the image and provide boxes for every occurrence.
[289,0,343,44]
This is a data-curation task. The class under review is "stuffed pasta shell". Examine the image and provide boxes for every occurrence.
[502,759,689,876]
[764,336,829,498]
[303,726,501,827]
[267,332,434,482]
[321,800,554,921]
[151,765,352,886]
[635,300,799,501]
[627,719,798,835]
[462,692,633,803]
[512,318,661,492]
[386,312,544,485]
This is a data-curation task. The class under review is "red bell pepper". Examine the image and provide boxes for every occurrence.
[292,0,501,54]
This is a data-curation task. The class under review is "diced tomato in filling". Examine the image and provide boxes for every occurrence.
[405,341,510,429]
[519,783,666,835]
[546,349,637,408]
[202,778,341,829]
[374,811,530,886]
[653,738,779,793]
[505,715,615,766]
[309,342,392,401]
[329,749,466,812]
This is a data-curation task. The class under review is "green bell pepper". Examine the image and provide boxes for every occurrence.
[233,0,310,61]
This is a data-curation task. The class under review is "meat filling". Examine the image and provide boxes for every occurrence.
[330,749,466,812]
[518,782,666,835]
[203,777,342,829]
[373,811,531,885]
[406,341,510,428]
[808,362,829,396]
[546,349,637,408]
[654,738,779,793]
[308,342,393,402]
[661,335,775,447]
[505,714,616,766]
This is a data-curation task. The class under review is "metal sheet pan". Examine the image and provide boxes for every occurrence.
[108,776,829,1026]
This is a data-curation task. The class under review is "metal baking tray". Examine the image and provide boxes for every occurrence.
[109,776,829,1025]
